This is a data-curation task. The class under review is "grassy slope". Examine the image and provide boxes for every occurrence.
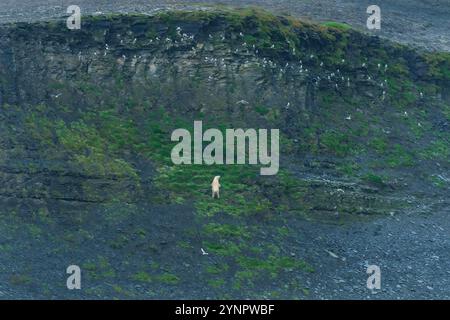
[1,8,449,298]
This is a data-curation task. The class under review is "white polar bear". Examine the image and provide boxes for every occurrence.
[211,176,221,199]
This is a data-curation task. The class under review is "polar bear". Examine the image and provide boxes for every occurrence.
[211,176,221,199]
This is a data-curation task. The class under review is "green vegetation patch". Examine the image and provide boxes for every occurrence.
[321,21,351,31]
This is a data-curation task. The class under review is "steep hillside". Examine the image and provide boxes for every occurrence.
[0,8,448,299]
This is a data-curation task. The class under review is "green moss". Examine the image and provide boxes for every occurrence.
[277,226,289,236]
[206,264,229,275]
[25,109,141,203]
[233,255,313,288]
[386,144,415,167]
[146,121,274,216]
[424,52,450,81]
[321,21,351,31]
[389,62,410,77]
[83,256,116,279]
[204,241,241,256]
[320,130,351,157]
[27,224,42,237]
[369,137,388,154]
[362,173,387,189]
[420,137,450,161]
[255,104,270,116]
[25,112,55,147]
[429,175,447,188]
[443,105,450,121]
[131,271,152,283]
[204,223,250,239]
[237,256,313,274]
[155,273,180,284]
[177,241,192,249]
[337,162,361,176]
[207,278,226,288]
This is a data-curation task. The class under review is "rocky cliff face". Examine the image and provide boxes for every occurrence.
[0,8,448,298]
[0,8,448,214]
[2,0,450,52]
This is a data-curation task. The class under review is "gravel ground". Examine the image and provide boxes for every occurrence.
[0,0,449,51]
[294,205,450,299]
[0,202,448,299]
